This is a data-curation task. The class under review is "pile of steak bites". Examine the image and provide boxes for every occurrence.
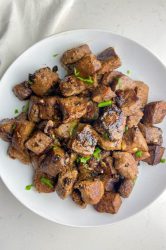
[0,44,166,214]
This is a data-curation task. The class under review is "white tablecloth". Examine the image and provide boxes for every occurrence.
[1,0,166,249]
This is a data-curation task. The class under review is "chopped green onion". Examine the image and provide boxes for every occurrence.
[40,177,53,188]
[53,53,58,57]
[25,184,33,190]
[12,124,16,130]
[125,125,128,132]
[103,132,109,140]
[22,101,29,113]
[74,67,94,84]
[74,67,80,76]
[126,70,131,75]
[117,78,122,88]
[135,150,143,158]
[98,100,113,108]
[77,156,91,164]
[160,158,166,163]
[93,147,101,160]
[28,80,33,85]
[14,109,19,114]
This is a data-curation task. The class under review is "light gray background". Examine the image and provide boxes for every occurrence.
[1,0,166,249]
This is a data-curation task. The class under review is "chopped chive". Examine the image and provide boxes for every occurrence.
[93,147,101,160]
[25,184,33,190]
[74,67,80,76]
[160,158,166,163]
[125,125,128,132]
[22,101,29,113]
[74,67,94,84]
[28,80,33,85]
[117,78,122,88]
[103,132,109,140]
[14,109,19,114]
[53,54,58,57]
[126,70,131,75]
[12,124,16,130]
[40,177,53,188]
[77,156,91,164]
[135,150,143,158]
[98,100,113,108]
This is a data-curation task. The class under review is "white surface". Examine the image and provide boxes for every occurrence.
[1,0,166,249]
[1,29,166,227]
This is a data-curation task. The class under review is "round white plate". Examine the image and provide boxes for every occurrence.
[0,29,166,227]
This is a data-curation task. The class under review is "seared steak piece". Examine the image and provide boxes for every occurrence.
[0,118,16,142]
[40,147,67,176]
[25,131,52,155]
[135,81,149,108]
[13,81,32,100]
[127,110,143,128]
[101,71,123,85]
[30,153,46,170]
[143,145,165,165]
[12,120,35,150]
[54,120,78,139]
[98,135,122,151]
[75,54,101,77]
[92,86,116,103]
[28,96,40,122]
[113,152,138,180]
[30,67,59,96]
[59,96,88,123]
[122,127,148,153]
[82,101,99,122]
[118,179,135,198]
[110,75,136,92]
[38,96,60,121]
[70,124,98,156]
[142,101,166,125]
[139,123,163,146]
[56,168,78,199]
[97,47,121,74]
[34,170,56,193]
[72,189,87,208]
[61,44,91,65]
[74,179,104,204]
[8,144,30,164]
[94,191,122,214]
[95,105,126,141]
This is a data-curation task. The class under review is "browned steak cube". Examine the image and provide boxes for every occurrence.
[75,54,101,77]
[101,71,123,85]
[0,118,15,142]
[38,96,59,120]
[82,101,99,122]
[110,75,136,92]
[12,120,35,150]
[143,145,165,165]
[97,47,121,74]
[30,152,46,170]
[30,67,59,96]
[74,179,104,205]
[59,75,87,96]
[92,86,116,103]
[59,96,88,123]
[118,179,135,198]
[54,120,78,139]
[113,152,138,180]
[138,123,163,145]
[127,110,144,128]
[142,101,166,125]
[94,192,122,214]
[95,105,126,142]
[61,44,91,65]
[122,127,148,153]
[40,147,67,176]
[13,81,32,100]
[25,131,52,155]
[98,135,122,151]
[8,144,30,164]
[28,96,40,122]
[72,189,87,208]
[70,124,98,156]
[56,168,78,199]
[34,170,56,193]
[134,81,149,108]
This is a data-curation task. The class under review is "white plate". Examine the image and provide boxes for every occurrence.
[0,29,166,227]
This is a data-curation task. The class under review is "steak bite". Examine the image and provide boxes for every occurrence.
[12,120,35,151]
[28,96,40,122]
[38,96,59,121]
[127,110,144,128]
[70,124,98,156]
[72,189,87,208]
[138,123,163,146]
[92,85,116,103]
[34,171,56,193]
[56,168,78,199]
[143,145,165,165]
[134,81,149,108]
[122,127,148,153]
[25,131,52,155]
[142,101,166,125]
[101,71,123,86]
[110,75,136,92]
[118,179,135,198]
[61,44,91,65]
[40,147,67,177]
[97,47,121,74]
[0,118,16,142]
[98,135,122,151]
[94,192,122,214]
[75,54,101,77]
[8,144,31,164]
[59,96,88,123]
[54,120,78,139]
[113,152,138,180]
[13,81,32,100]
[74,179,104,204]
[30,67,59,96]
[82,101,99,122]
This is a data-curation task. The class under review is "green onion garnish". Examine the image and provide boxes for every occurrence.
[117,78,122,88]
[77,156,91,164]
[135,150,143,158]
[74,67,80,76]
[103,132,109,140]
[98,100,113,108]
[25,184,33,190]
[53,54,58,57]
[93,147,101,160]
[125,125,128,132]
[74,68,94,84]
[28,80,33,85]
[14,109,19,114]
[160,158,166,163]
[22,101,29,113]
[40,177,54,188]
[126,70,131,75]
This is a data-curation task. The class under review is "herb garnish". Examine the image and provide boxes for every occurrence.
[77,156,91,164]
[93,147,101,160]
[125,125,129,132]
[14,109,19,114]
[22,101,29,113]
[74,67,94,85]
[53,54,59,57]
[135,150,143,158]
[160,158,166,163]
[98,100,113,108]
[25,184,33,190]
[40,177,54,188]
[126,70,131,75]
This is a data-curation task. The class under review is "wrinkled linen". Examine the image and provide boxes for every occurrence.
[0,0,74,78]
